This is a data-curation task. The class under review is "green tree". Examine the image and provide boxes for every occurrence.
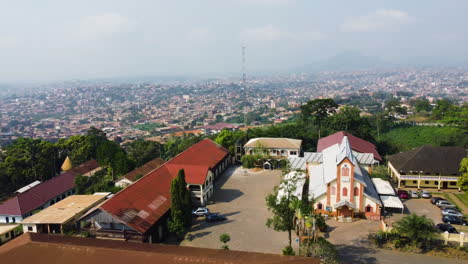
[300,98,338,138]
[393,214,437,248]
[169,169,192,236]
[214,130,246,155]
[370,166,390,181]
[219,233,231,250]
[124,140,162,167]
[298,237,339,264]
[432,99,453,120]
[415,99,432,112]
[327,106,372,140]
[457,158,468,192]
[265,170,299,248]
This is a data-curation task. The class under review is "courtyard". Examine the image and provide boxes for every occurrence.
[181,165,299,254]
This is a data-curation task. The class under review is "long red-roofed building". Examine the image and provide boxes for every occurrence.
[0,160,101,224]
[80,139,230,243]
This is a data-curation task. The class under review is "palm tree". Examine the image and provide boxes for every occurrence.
[393,214,437,246]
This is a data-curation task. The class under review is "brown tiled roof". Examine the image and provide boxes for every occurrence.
[122,158,165,182]
[388,145,467,175]
[0,233,319,264]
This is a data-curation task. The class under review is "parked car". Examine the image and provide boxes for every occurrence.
[398,190,410,199]
[409,190,419,198]
[436,223,459,233]
[420,190,431,198]
[436,200,457,209]
[431,197,444,205]
[192,207,210,216]
[205,213,227,222]
[441,209,464,218]
[442,215,468,225]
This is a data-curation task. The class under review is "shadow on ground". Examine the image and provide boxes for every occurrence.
[185,231,211,241]
[190,219,235,232]
[213,189,244,203]
[337,244,378,264]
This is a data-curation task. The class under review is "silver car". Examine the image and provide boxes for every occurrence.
[409,190,419,198]
[441,209,464,218]
[437,200,457,209]
[420,190,431,198]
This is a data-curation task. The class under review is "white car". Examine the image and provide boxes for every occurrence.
[436,200,457,209]
[192,207,210,216]
[441,209,464,218]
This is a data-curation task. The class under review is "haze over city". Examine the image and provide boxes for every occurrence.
[1,0,468,82]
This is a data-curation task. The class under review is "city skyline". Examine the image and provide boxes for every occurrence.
[1,0,468,82]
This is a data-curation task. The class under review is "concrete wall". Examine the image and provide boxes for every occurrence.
[0,215,22,224]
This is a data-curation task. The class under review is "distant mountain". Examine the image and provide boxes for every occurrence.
[296,50,390,72]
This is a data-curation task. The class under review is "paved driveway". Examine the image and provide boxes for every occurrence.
[181,166,298,254]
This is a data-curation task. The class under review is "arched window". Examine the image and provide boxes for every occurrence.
[317,203,323,210]
[366,205,372,212]
[354,187,359,196]
[342,165,350,177]
[342,187,348,196]
[331,186,336,195]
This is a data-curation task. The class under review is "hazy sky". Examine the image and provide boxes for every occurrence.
[1,0,467,82]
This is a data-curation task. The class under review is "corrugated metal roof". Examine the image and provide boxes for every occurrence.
[380,195,404,209]
[0,160,100,216]
[372,178,395,196]
[99,139,229,234]
[317,131,382,161]
[288,152,322,170]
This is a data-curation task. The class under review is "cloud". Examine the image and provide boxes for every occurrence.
[341,9,413,33]
[75,13,133,41]
[0,36,17,49]
[187,27,213,42]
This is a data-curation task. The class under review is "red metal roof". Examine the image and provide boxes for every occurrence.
[168,138,229,168]
[101,165,172,234]
[317,131,382,161]
[0,160,100,216]
[99,139,229,234]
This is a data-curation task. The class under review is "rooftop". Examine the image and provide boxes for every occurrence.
[0,224,19,235]
[0,233,319,264]
[317,131,382,161]
[388,145,466,175]
[21,195,107,224]
[244,137,302,149]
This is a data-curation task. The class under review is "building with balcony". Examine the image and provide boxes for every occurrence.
[244,137,302,158]
[388,145,466,190]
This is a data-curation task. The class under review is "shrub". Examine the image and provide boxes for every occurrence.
[314,213,328,232]
[240,155,256,168]
[282,246,295,256]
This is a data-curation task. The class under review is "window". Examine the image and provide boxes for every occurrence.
[12,217,16,223]
[425,181,429,184]
[28,226,33,231]
[413,181,417,184]
[290,151,297,155]
[5,217,9,223]
[5,232,9,238]
[342,165,350,177]
[354,187,359,196]
[366,205,372,212]
[331,186,336,195]
[450,182,456,186]
[317,203,323,210]
[342,187,348,196]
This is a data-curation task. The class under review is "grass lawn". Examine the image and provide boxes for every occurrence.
[454,193,468,208]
